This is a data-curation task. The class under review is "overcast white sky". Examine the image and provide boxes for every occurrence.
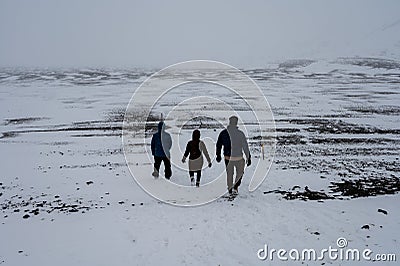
[0,0,399,68]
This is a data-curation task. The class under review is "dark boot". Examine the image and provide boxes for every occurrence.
[233,188,238,195]
[152,169,159,178]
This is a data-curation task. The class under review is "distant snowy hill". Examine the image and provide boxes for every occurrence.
[352,18,400,58]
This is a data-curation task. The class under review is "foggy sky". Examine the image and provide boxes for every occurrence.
[1,0,399,68]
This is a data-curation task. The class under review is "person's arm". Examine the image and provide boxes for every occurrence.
[200,141,211,165]
[216,132,223,162]
[183,142,190,158]
[151,135,155,156]
[165,133,172,151]
[241,132,251,165]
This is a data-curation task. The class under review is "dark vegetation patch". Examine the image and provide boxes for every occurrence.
[346,105,400,116]
[275,157,399,178]
[1,192,91,217]
[330,177,400,198]
[276,146,399,157]
[0,132,19,139]
[276,128,301,133]
[0,69,152,86]
[59,162,123,169]
[281,118,400,134]
[278,59,316,69]
[264,186,333,201]
[106,108,126,123]
[277,135,306,145]
[0,182,142,219]
[337,57,400,70]
[71,133,121,138]
[180,116,224,130]
[1,123,122,138]
[310,137,399,145]
[265,177,400,200]
[4,117,49,125]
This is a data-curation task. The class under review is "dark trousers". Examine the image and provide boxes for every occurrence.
[224,159,245,191]
[189,170,202,183]
[154,156,172,180]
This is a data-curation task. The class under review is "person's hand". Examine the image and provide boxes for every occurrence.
[247,157,251,167]
[216,154,221,163]
[208,162,212,168]
[181,157,186,163]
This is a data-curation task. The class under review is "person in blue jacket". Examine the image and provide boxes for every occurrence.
[151,121,172,179]
[216,116,251,195]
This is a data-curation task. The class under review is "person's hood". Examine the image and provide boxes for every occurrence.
[157,122,165,132]
[192,130,200,141]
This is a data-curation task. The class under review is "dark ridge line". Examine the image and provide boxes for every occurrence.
[0,125,122,139]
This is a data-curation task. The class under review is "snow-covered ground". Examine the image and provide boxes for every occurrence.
[0,58,399,265]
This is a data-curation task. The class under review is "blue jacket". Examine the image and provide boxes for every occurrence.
[151,122,172,158]
[216,125,250,159]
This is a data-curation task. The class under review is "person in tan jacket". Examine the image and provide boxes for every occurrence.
[216,116,251,195]
[182,130,212,187]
